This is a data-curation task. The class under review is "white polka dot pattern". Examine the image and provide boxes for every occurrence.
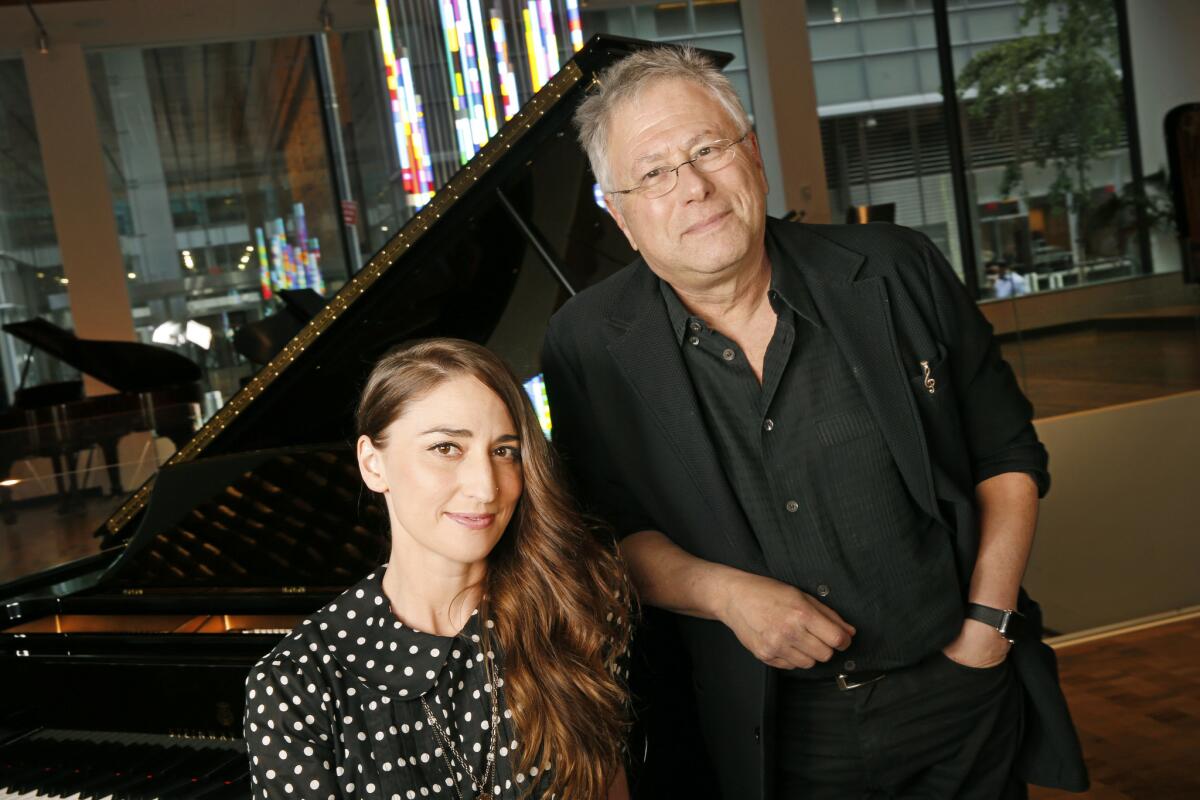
[244,568,554,799]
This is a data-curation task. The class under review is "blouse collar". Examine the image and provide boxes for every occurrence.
[313,566,487,699]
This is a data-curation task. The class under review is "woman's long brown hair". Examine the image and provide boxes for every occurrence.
[356,338,634,799]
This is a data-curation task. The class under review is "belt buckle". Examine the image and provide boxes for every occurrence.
[836,672,885,691]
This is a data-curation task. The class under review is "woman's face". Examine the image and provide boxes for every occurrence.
[357,374,524,571]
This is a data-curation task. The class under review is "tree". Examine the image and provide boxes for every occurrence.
[957,0,1126,267]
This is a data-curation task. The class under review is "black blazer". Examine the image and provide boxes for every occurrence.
[542,218,1088,798]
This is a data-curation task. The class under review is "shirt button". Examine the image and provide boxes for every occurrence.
[817,584,830,597]
[689,320,701,332]
[763,418,774,432]
[722,348,735,361]
[785,500,799,513]
[688,335,700,346]
[844,659,857,672]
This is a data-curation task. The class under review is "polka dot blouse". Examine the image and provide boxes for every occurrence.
[244,568,551,799]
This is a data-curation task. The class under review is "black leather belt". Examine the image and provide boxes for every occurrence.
[781,669,888,691]
[835,670,886,691]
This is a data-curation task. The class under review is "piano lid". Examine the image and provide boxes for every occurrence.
[98,35,733,547]
[3,318,202,393]
[97,445,386,591]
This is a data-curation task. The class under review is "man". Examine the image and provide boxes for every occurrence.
[542,47,1086,798]
[989,260,1031,299]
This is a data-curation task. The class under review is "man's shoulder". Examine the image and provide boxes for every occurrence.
[781,219,933,266]
[547,259,650,342]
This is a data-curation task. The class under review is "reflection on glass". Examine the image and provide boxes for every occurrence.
[0,59,77,400]
[88,40,351,407]
[809,4,966,273]
[956,0,1144,300]
[581,1,755,119]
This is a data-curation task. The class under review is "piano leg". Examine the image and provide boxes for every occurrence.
[99,437,124,496]
[51,451,84,515]
[0,456,14,525]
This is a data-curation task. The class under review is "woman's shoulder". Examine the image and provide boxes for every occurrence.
[248,569,384,682]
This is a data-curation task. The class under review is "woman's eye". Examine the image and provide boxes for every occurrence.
[430,442,461,456]
[493,446,520,460]
[695,146,714,158]
[643,167,663,181]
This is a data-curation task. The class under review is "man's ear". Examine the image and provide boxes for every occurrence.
[357,434,388,494]
[747,131,769,196]
[604,195,639,252]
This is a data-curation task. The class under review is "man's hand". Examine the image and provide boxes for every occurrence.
[941,617,1010,668]
[717,570,856,670]
[620,530,854,669]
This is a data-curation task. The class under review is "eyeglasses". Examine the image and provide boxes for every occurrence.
[608,133,750,200]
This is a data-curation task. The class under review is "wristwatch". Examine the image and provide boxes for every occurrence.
[966,602,1032,644]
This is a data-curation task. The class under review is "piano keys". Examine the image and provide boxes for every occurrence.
[0,729,248,799]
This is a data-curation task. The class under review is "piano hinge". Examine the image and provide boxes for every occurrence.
[281,586,307,594]
[122,588,144,596]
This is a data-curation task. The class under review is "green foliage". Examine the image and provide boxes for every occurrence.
[956,0,1125,216]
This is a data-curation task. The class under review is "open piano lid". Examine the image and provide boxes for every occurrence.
[72,37,729,566]
[94,35,733,558]
[3,318,201,393]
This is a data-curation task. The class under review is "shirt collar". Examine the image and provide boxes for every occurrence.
[658,225,823,346]
[314,567,487,699]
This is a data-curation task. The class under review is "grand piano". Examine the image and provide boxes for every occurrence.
[0,35,714,799]
[0,319,202,519]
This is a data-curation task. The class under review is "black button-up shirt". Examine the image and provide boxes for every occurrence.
[660,230,962,676]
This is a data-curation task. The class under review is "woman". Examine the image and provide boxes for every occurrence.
[245,339,633,799]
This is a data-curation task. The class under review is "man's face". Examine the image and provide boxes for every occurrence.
[604,78,769,286]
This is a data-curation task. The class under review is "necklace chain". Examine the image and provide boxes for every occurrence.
[420,649,503,800]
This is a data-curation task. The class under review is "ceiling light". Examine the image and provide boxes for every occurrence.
[186,320,213,350]
[127,272,137,279]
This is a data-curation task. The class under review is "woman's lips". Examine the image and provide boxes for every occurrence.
[445,513,497,530]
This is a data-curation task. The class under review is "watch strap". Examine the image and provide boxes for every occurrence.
[966,602,1034,643]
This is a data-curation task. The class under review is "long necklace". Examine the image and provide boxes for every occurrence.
[420,649,503,799]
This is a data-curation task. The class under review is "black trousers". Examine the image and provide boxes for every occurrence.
[774,652,1026,799]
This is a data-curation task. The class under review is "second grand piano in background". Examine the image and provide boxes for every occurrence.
[0,318,202,521]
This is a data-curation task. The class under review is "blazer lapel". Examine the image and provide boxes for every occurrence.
[605,264,769,576]
[770,221,940,522]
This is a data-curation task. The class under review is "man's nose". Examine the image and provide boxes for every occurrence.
[675,160,713,200]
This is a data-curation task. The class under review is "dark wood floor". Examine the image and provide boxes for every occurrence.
[1031,614,1200,799]
[1000,325,1200,419]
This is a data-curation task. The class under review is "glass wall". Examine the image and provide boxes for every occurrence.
[581,1,756,123]
[327,30,413,259]
[807,0,1149,297]
[807,0,1199,425]
[88,38,355,406]
[0,58,76,403]
[954,0,1143,300]
[808,0,965,275]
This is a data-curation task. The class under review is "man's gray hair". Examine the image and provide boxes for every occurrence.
[573,46,752,193]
